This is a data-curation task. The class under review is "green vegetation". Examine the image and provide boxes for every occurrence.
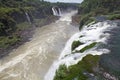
[79,13,95,30]
[78,0,120,15]
[16,22,31,30]
[54,54,100,80]
[74,42,97,53]
[0,0,78,51]
[71,41,83,51]
[0,21,31,49]
[34,15,57,27]
[54,64,68,80]
[0,0,54,50]
[0,35,20,48]
[78,0,120,29]
[79,42,97,53]
[107,14,120,20]
[79,35,84,38]
[66,0,120,79]
[53,2,78,11]
[55,0,120,80]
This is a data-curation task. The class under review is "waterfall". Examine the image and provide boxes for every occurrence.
[52,7,57,16]
[44,21,117,80]
[52,7,62,16]
[58,8,62,16]
[25,12,32,24]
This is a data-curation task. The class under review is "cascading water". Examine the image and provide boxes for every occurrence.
[25,12,32,24]
[52,7,62,16]
[44,21,118,80]
[52,7,56,16]
[58,8,61,16]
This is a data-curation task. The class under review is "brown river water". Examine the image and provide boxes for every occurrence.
[0,11,78,80]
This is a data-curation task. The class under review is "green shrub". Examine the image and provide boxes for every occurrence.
[79,42,97,53]
[78,0,120,31]
[79,15,89,30]
[107,14,120,20]
[71,41,83,51]
[54,64,68,80]
[79,35,84,38]
[54,54,100,80]
[92,8,109,16]
[79,13,95,30]
[85,17,95,25]
[16,22,31,30]
[0,35,20,48]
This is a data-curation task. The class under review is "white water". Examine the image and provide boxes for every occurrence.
[58,8,62,16]
[25,12,32,24]
[0,11,78,80]
[45,21,117,80]
[52,7,62,16]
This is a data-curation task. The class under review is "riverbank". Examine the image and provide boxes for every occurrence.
[0,16,58,58]
[0,11,78,80]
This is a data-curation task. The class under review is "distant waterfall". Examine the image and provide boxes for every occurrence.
[52,7,57,16]
[25,12,32,24]
[52,7,62,16]
[58,8,62,16]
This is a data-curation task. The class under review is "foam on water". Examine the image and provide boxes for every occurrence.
[0,50,32,72]
[44,21,117,80]
[59,11,77,22]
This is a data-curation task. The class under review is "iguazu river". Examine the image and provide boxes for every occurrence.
[0,11,78,80]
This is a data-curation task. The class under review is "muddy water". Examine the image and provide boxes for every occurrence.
[0,11,78,80]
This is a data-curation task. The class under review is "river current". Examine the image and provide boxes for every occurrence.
[0,11,78,80]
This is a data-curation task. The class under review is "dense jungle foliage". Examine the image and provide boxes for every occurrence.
[0,0,54,49]
[78,0,120,28]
